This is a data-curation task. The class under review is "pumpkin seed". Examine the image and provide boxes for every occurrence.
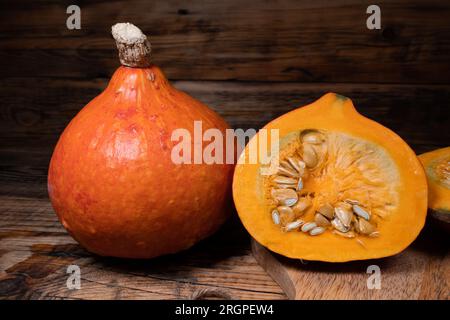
[331,218,350,233]
[277,166,299,178]
[303,144,318,168]
[369,231,380,238]
[296,177,304,191]
[285,220,304,231]
[273,176,297,184]
[317,203,334,219]
[287,156,304,174]
[356,218,376,235]
[271,188,298,206]
[280,160,295,170]
[301,222,317,233]
[309,227,325,236]
[334,206,353,228]
[353,220,361,233]
[292,197,310,216]
[279,209,296,225]
[337,201,352,211]
[315,213,331,227]
[277,206,293,216]
[352,204,371,221]
[302,131,325,144]
[345,199,360,205]
[276,183,296,189]
[284,198,297,207]
[281,160,300,175]
[271,210,280,225]
[333,230,355,238]
[298,160,306,169]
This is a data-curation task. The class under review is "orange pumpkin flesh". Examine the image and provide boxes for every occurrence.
[48,24,233,258]
[419,147,450,227]
[233,93,427,262]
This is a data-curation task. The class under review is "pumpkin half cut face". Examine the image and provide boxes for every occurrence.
[233,93,427,262]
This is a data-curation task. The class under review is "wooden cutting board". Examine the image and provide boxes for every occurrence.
[251,223,449,299]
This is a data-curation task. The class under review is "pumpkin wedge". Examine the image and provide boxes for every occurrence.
[233,93,427,262]
[419,147,450,229]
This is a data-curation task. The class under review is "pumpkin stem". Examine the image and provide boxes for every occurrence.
[111,22,151,68]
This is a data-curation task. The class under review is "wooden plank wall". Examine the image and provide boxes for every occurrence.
[0,0,449,190]
[1,0,449,196]
[0,0,449,299]
[2,0,450,83]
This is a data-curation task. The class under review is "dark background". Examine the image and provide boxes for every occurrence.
[0,0,449,299]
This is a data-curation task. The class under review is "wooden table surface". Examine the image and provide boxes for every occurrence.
[0,0,449,299]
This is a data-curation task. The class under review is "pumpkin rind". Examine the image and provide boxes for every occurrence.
[233,93,427,262]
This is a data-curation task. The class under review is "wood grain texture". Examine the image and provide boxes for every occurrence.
[251,230,450,300]
[0,196,286,300]
[0,0,449,82]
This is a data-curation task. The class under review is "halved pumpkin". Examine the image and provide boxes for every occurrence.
[233,93,427,262]
[419,147,450,228]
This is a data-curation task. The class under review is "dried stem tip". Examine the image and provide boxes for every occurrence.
[111,22,151,68]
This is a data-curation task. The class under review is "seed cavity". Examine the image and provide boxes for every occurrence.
[267,129,386,240]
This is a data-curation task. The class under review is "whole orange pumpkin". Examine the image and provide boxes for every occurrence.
[48,23,233,258]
